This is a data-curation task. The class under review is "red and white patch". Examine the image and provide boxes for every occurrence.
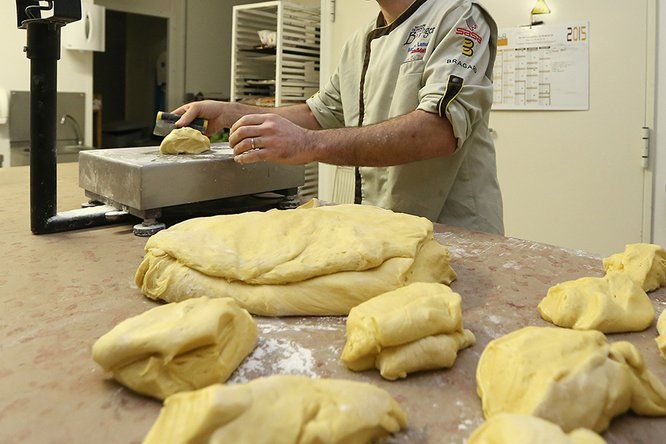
[455,27,482,44]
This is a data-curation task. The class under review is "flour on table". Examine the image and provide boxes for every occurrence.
[558,247,602,260]
[229,337,317,384]
[502,261,521,270]
[257,317,344,334]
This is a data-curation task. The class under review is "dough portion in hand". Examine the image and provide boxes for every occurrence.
[159,127,211,154]
[135,205,457,316]
[143,375,408,444]
[468,414,606,444]
[657,311,666,359]
[476,327,666,433]
[92,297,257,400]
[341,283,475,380]
[603,243,666,292]
[538,272,654,333]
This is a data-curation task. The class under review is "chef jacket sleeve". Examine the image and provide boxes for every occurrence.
[307,62,345,129]
[417,4,496,149]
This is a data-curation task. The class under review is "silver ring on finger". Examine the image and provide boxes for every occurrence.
[251,137,256,150]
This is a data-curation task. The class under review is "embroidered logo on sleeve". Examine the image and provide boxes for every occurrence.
[403,24,436,63]
[456,27,482,43]
[462,38,475,56]
[446,58,477,74]
[403,24,436,45]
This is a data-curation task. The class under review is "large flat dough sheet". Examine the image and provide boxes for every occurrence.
[135,205,456,316]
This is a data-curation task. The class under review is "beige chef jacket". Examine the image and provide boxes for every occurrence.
[307,0,504,234]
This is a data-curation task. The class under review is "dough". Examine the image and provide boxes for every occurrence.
[603,243,666,292]
[468,414,606,444]
[373,330,475,380]
[135,205,457,316]
[537,272,654,333]
[141,204,442,285]
[657,311,666,359]
[159,127,211,154]
[92,297,257,400]
[143,375,408,444]
[341,283,475,380]
[476,327,666,432]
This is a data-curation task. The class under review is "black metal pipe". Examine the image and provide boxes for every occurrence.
[23,19,131,234]
[27,21,59,234]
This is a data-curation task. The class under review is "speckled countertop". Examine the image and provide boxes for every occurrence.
[1,163,665,443]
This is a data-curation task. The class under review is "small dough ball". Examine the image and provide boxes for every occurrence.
[160,126,211,154]
[143,375,408,444]
[341,282,475,380]
[92,297,257,400]
[603,243,666,292]
[657,311,666,359]
[538,272,654,333]
[476,326,666,433]
[468,414,606,444]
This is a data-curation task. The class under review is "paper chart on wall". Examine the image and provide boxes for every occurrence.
[492,22,590,111]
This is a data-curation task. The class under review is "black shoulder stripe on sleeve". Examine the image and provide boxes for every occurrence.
[437,75,465,117]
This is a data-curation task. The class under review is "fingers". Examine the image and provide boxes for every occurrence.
[234,147,270,165]
[175,105,200,128]
[233,137,266,156]
[229,124,266,147]
[230,113,275,134]
[171,103,190,115]
[230,114,281,150]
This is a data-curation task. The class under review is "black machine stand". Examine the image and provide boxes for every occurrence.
[17,0,129,234]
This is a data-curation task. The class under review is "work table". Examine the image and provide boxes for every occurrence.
[1,163,665,443]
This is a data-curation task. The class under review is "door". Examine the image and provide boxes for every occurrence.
[482,0,655,256]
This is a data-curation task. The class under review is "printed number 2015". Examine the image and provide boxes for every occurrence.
[567,26,587,42]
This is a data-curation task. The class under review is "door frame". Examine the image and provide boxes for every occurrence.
[644,0,657,242]
[317,0,336,201]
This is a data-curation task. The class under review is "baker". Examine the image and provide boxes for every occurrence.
[174,0,504,235]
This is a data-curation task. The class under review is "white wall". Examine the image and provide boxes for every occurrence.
[654,0,666,246]
[0,1,93,167]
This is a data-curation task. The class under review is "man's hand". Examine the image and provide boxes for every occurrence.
[172,101,321,138]
[172,100,229,135]
[229,114,318,165]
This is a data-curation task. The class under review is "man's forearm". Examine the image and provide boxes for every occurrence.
[223,102,322,130]
[310,110,457,167]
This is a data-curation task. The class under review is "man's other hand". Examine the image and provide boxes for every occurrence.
[229,114,317,165]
